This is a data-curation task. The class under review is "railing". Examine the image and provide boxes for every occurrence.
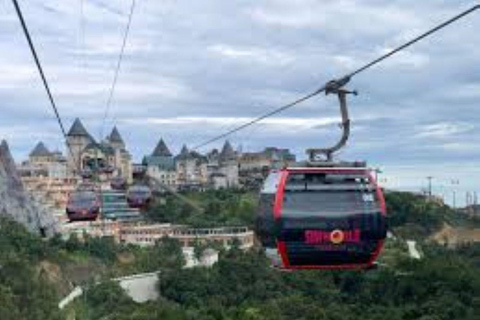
[171,227,250,237]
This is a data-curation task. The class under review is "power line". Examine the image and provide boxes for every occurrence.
[347,5,480,79]
[11,0,68,138]
[79,0,86,70]
[193,89,322,150]
[10,0,78,169]
[193,4,480,151]
[100,0,137,141]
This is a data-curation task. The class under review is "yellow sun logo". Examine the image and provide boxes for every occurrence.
[330,229,345,244]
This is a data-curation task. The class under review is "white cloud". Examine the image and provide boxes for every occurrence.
[1,0,479,184]
[376,47,430,69]
[415,122,474,139]
[209,44,293,65]
[248,0,422,35]
[125,116,339,130]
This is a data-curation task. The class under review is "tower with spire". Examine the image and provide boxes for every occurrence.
[66,118,93,174]
[206,141,239,189]
[174,144,208,190]
[65,119,132,181]
[143,138,176,187]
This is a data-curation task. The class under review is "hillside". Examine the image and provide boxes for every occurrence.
[1,190,480,319]
[386,191,480,244]
[0,140,56,236]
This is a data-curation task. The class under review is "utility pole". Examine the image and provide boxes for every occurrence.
[473,191,477,216]
[374,168,382,183]
[450,179,459,210]
[427,176,433,200]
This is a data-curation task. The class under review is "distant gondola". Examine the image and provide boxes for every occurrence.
[80,169,93,179]
[126,185,152,208]
[102,165,115,174]
[110,177,127,190]
[257,167,386,270]
[66,190,101,221]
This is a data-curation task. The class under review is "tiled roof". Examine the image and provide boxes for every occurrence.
[109,126,124,144]
[219,140,236,160]
[67,118,89,137]
[29,142,51,157]
[152,138,172,157]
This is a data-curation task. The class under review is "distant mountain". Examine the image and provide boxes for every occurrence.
[0,140,56,236]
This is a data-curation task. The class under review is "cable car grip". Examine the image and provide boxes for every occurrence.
[307,79,357,164]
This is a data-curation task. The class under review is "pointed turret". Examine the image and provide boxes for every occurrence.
[67,118,89,137]
[175,144,190,160]
[109,126,124,144]
[152,138,172,157]
[180,145,188,156]
[29,142,51,157]
[219,140,236,160]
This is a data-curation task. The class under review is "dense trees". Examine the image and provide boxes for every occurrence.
[157,245,480,320]
[0,218,62,320]
[146,189,257,228]
[1,189,480,320]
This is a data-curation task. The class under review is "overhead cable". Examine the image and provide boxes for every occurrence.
[192,4,480,150]
[100,0,137,140]
[10,0,78,168]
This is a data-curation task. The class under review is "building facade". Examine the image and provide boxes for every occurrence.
[18,142,68,178]
[206,141,239,189]
[143,138,176,187]
[239,147,296,172]
[175,145,208,190]
[65,118,132,182]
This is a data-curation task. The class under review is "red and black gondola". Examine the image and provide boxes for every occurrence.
[110,176,127,190]
[257,167,386,270]
[66,189,101,221]
[126,185,152,209]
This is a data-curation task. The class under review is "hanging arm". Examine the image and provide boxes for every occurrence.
[307,79,357,163]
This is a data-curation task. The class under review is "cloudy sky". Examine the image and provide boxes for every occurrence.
[0,0,479,204]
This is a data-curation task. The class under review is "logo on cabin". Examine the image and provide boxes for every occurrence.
[330,229,344,244]
[304,229,361,245]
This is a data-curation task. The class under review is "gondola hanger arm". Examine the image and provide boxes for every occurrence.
[307,82,357,163]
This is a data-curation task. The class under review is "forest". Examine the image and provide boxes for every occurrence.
[0,190,479,320]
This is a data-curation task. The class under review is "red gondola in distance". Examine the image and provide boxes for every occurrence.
[257,167,387,270]
[126,185,152,209]
[66,189,101,222]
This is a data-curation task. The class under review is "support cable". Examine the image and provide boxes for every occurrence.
[192,4,480,150]
[10,0,79,171]
[100,0,137,141]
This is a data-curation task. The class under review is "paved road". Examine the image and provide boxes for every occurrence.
[58,271,160,309]
[407,240,422,259]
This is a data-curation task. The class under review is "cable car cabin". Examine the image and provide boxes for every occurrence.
[257,167,386,270]
[110,177,127,190]
[66,190,101,221]
[80,169,93,179]
[126,185,152,209]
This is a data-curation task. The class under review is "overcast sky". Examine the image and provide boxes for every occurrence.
[0,0,479,203]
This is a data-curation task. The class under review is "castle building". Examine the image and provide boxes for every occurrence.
[239,147,296,172]
[18,142,67,178]
[175,145,208,190]
[206,141,239,189]
[143,138,176,188]
[238,147,296,189]
[66,118,132,182]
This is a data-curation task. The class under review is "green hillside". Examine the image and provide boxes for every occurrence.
[1,190,480,320]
